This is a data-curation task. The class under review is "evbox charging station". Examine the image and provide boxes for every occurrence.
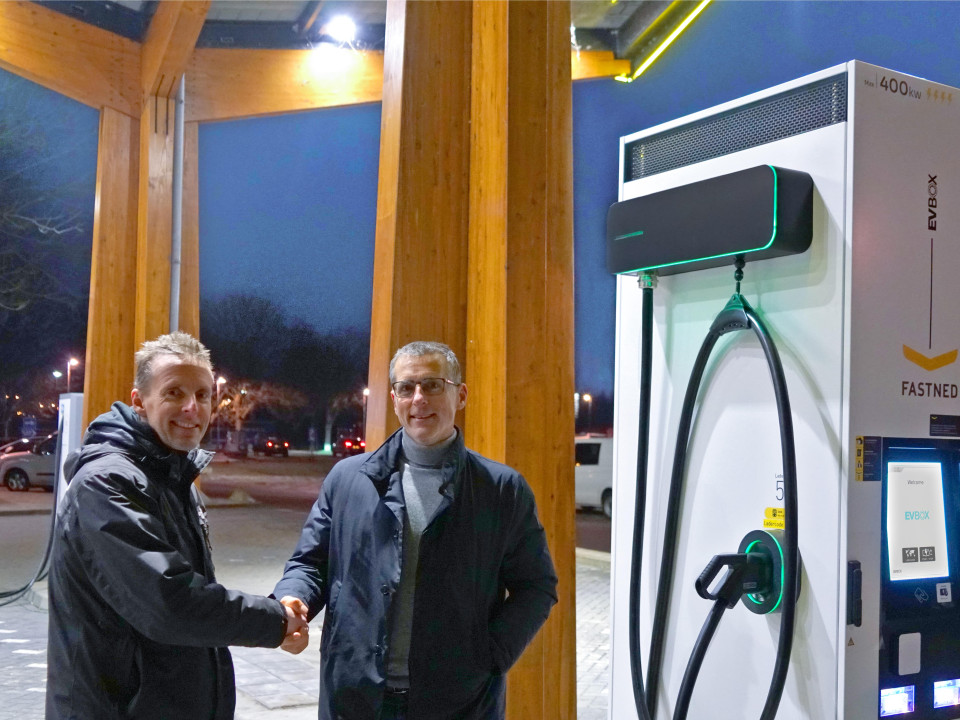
[607,61,960,719]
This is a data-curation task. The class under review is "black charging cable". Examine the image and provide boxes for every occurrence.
[633,258,800,720]
[673,551,775,719]
[0,413,66,607]
[629,273,656,720]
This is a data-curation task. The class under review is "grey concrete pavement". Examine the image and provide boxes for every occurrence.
[0,502,611,720]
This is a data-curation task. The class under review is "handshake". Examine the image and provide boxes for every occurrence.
[279,596,310,654]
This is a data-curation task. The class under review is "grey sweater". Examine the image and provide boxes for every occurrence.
[385,429,458,688]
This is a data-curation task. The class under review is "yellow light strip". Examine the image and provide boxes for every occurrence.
[615,0,713,83]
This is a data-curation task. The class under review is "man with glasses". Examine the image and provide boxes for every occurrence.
[274,341,557,720]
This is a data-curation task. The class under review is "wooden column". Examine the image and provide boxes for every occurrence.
[135,0,208,345]
[83,107,140,426]
[180,120,201,337]
[366,0,473,447]
[502,3,576,717]
[465,0,509,460]
[134,95,175,346]
[368,1,576,718]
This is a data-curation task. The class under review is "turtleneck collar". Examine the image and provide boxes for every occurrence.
[400,428,458,468]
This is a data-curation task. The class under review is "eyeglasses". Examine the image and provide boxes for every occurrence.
[391,377,458,398]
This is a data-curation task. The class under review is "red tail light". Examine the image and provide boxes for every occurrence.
[344,440,353,448]
[360,441,366,448]
[284,442,289,448]
[267,441,273,447]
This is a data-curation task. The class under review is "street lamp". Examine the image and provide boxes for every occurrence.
[66,357,80,393]
[362,387,370,438]
[582,393,593,433]
[216,376,227,447]
[52,370,63,391]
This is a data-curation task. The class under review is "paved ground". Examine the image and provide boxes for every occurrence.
[0,486,611,720]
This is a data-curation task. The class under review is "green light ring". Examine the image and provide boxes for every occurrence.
[615,165,780,275]
[743,531,785,613]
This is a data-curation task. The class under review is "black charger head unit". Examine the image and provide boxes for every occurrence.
[606,165,813,276]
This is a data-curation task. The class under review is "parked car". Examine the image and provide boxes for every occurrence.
[575,435,613,517]
[333,432,366,458]
[253,435,290,457]
[1,433,58,492]
[1,436,46,456]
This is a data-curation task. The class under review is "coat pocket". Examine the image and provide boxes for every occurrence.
[321,579,342,652]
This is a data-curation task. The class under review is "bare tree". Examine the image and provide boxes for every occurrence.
[0,367,62,439]
[323,387,366,451]
[0,83,92,317]
[200,294,291,380]
[0,72,96,385]
[201,294,369,445]
[216,380,307,434]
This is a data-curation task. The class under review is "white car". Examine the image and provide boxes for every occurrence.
[575,435,612,517]
[0,433,58,492]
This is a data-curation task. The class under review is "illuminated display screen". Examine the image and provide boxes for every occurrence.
[886,462,950,581]
[880,686,915,716]
[934,679,960,709]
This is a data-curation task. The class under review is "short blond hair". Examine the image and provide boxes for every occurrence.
[134,332,213,391]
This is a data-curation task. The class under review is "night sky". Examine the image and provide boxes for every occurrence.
[10,0,960,404]
[198,104,381,341]
[198,97,618,397]
[0,65,618,399]
[0,70,97,385]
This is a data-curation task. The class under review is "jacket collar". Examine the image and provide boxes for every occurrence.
[68,401,213,489]
[360,426,467,494]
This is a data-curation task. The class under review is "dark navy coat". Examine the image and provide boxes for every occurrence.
[46,403,288,720]
[274,429,558,720]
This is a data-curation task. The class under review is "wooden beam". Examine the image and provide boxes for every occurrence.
[180,121,201,337]
[572,49,630,80]
[0,1,140,116]
[365,0,472,449]
[135,96,175,346]
[503,3,576,717]
[141,1,210,102]
[0,0,621,124]
[367,3,576,719]
[185,47,623,123]
[295,0,325,36]
[83,107,140,427]
[465,0,508,461]
[185,46,386,123]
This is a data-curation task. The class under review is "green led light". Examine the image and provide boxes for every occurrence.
[767,532,785,613]
[616,165,780,275]
[743,531,785,613]
[615,229,645,241]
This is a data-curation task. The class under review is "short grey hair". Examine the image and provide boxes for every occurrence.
[134,331,213,391]
[389,341,462,384]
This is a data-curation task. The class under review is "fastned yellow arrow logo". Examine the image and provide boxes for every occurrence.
[903,345,959,371]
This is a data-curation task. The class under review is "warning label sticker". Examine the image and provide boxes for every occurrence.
[764,508,785,529]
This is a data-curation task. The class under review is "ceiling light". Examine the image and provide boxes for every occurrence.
[618,0,713,83]
[325,15,357,44]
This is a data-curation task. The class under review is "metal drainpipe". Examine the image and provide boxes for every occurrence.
[169,74,185,333]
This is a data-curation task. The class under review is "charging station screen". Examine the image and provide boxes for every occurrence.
[880,686,915,716]
[886,462,949,581]
[934,679,960,709]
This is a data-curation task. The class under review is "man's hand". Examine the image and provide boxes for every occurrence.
[280,596,310,654]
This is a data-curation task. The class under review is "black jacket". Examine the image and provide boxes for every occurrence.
[46,402,287,720]
[274,429,558,720]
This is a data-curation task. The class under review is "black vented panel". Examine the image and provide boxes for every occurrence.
[624,74,847,183]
